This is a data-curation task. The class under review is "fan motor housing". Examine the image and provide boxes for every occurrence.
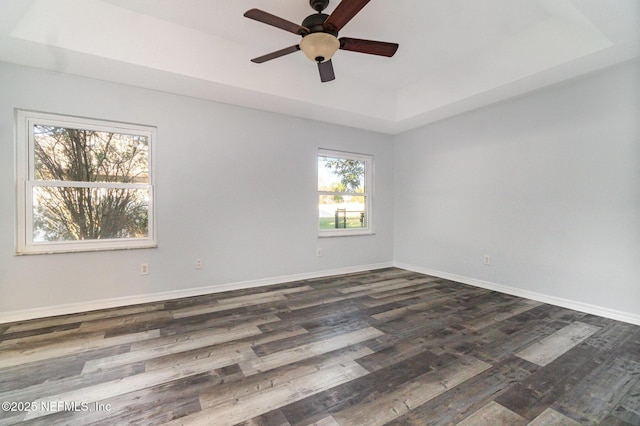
[302,13,336,36]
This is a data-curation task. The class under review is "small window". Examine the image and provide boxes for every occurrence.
[16,110,156,254]
[318,149,373,237]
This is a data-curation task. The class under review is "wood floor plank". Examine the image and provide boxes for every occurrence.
[276,299,368,327]
[239,327,383,376]
[552,356,640,424]
[455,401,528,425]
[385,356,536,426]
[613,376,640,425]
[527,407,582,425]
[355,337,439,372]
[612,326,640,363]
[143,340,258,372]
[0,329,104,351]
[310,415,341,426]
[371,308,467,346]
[170,286,313,319]
[158,311,282,338]
[3,303,164,333]
[494,344,607,420]
[240,409,292,426]
[460,299,542,331]
[361,288,446,308]
[1,361,145,420]
[22,346,256,420]
[337,278,412,294]
[0,268,637,425]
[286,280,426,312]
[26,369,237,426]
[130,315,283,350]
[605,406,640,425]
[77,309,174,332]
[331,355,492,426]
[473,317,577,364]
[0,322,82,345]
[0,356,82,394]
[515,321,601,366]
[287,294,361,311]
[583,321,636,352]
[370,296,451,321]
[82,324,263,373]
[139,326,303,374]
[170,361,369,426]
[216,286,314,305]
[199,344,373,411]
[172,294,288,319]
[278,348,442,425]
[366,278,439,299]
[0,329,160,369]
[252,319,371,357]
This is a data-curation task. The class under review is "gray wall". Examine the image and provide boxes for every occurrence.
[394,60,640,316]
[0,63,394,314]
[2,59,639,321]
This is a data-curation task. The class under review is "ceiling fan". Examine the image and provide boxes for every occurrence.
[244,0,399,83]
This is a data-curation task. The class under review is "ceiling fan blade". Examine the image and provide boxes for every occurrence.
[339,37,398,57]
[244,9,309,35]
[323,0,370,33]
[318,60,336,83]
[251,45,300,63]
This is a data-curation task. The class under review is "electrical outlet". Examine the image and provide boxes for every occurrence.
[140,263,149,275]
[483,255,491,265]
[317,248,323,257]
[195,258,203,269]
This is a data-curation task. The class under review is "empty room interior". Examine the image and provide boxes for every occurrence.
[1,0,639,425]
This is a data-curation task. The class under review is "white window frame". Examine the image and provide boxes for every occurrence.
[15,110,157,254]
[318,148,374,237]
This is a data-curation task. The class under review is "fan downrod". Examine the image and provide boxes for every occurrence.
[310,0,329,13]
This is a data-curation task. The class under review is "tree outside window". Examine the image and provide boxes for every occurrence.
[16,111,156,254]
[318,149,373,236]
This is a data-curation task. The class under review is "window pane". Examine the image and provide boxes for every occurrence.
[32,186,149,242]
[318,195,366,229]
[318,156,365,193]
[34,125,149,183]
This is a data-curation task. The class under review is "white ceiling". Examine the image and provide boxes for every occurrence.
[0,0,638,134]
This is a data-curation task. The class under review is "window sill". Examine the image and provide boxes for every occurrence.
[318,230,375,238]
[16,243,158,256]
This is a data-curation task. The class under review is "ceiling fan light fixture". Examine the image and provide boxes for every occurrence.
[244,0,398,82]
[299,32,340,62]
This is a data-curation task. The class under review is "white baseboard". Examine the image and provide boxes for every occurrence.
[0,262,394,324]
[6,261,637,327]
[394,261,640,326]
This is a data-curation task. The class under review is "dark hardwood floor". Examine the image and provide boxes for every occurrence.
[1,268,639,425]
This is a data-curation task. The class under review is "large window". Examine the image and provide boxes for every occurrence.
[318,149,373,236]
[16,110,156,254]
